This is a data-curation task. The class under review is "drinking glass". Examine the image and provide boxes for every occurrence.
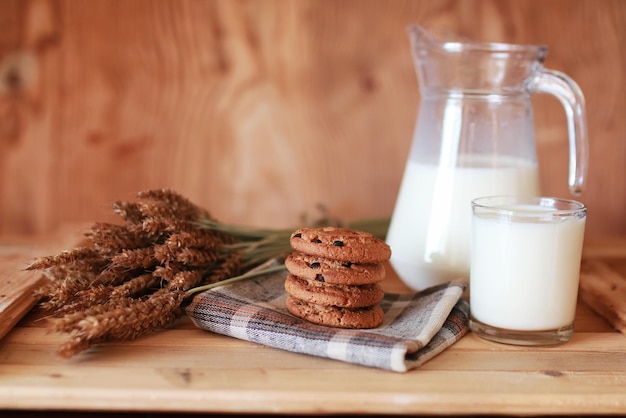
[470,196,587,345]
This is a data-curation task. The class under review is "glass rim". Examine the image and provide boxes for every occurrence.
[471,195,587,217]
[438,41,547,56]
[406,24,548,56]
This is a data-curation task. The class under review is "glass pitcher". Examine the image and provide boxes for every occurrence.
[386,25,588,291]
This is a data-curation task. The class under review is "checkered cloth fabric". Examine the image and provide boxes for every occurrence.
[185,264,469,373]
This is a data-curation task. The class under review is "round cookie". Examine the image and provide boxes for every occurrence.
[289,227,391,264]
[285,296,384,329]
[284,252,386,285]
[284,274,384,308]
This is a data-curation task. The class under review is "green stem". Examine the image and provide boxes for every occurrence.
[195,219,293,240]
[184,264,287,298]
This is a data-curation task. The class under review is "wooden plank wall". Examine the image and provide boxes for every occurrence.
[0,0,624,239]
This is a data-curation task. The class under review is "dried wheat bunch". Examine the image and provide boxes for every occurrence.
[27,189,246,358]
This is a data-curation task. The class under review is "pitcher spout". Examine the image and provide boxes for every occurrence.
[406,24,435,48]
[406,24,469,52]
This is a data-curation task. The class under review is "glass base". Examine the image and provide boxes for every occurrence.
[470,317,573,346]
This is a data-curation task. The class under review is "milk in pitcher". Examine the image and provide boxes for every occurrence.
[386,154,540,290]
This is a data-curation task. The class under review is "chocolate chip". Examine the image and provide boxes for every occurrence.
[315,274,325,282]
[332,240,344,247]
[342,262,352,268]
[293,233,302,238]
[312,238,322,243]
[309,262,321,269]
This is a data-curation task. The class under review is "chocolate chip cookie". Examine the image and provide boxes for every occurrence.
[284,274,384,308]
[284,252,386,285]
[285,296,385,329]
[289,227,391,264]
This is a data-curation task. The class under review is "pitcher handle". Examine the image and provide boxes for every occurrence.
[528,69,589,195]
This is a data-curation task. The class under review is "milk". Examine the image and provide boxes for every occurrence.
[470,204,586,331]
[386,156,540,290]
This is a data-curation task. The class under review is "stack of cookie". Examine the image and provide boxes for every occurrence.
[284,226,392,329]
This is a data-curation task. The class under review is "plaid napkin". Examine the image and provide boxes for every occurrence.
[185,264,469,373]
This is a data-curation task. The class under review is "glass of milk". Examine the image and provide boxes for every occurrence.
[469,196,587,345]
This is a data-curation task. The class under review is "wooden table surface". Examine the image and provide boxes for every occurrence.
[0,236,625,416]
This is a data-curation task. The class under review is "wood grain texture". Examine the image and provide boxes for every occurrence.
[0,0,624,238]
[0,238,625,415]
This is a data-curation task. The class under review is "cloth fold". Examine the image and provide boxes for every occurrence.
[185,267,469,372]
